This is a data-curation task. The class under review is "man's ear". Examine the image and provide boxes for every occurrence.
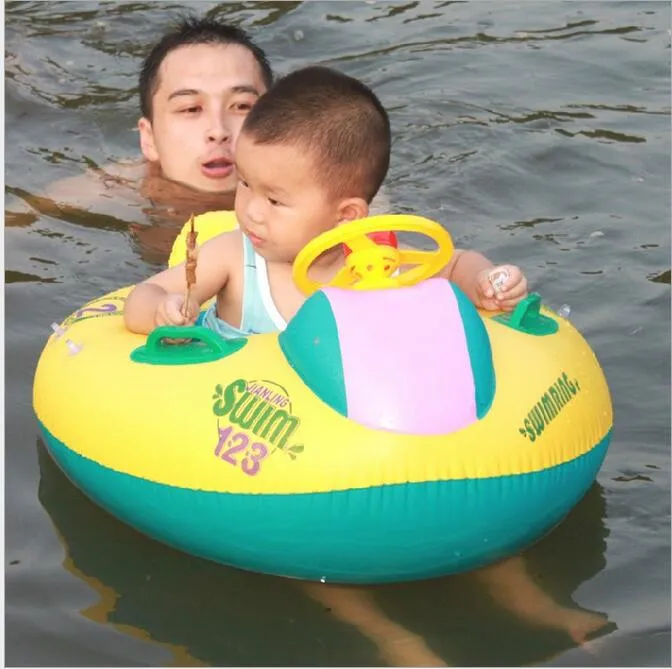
[337,197,369,225]
[138,117,159,162]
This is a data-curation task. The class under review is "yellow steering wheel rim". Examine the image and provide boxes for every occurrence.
[292,214,454,296]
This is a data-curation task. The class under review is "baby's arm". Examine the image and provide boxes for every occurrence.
[438,249,528,312]
[124,231,239,334]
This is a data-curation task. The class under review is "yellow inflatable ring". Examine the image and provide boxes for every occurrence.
[33,211,613,584]
[167,209,239,268]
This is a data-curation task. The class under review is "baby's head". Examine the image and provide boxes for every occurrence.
[234,65,391,262]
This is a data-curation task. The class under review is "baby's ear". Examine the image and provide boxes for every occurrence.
[337,197,369,225]
[138,117,159,162]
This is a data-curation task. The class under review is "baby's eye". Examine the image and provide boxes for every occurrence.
[268,197,282,207]
[238,179,249,188]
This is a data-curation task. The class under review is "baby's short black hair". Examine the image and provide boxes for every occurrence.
[241,66,390,203]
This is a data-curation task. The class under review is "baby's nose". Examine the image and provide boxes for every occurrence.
[246,199,265,224]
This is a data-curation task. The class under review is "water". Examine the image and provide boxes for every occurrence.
[5,1,671,666]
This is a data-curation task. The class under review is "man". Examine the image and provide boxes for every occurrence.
[40,18,275,263]
[136,17,272,199]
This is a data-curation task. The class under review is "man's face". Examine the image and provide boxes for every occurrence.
[138,43,268,194]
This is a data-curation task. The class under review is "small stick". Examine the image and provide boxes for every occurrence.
[183,214,198,318]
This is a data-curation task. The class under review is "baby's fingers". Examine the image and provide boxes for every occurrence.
[495,297,524,312]
[184,300,201,325]
[501,280,528,301]
[161,300,188,326]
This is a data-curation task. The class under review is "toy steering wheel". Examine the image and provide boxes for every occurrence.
[293,214,454,296]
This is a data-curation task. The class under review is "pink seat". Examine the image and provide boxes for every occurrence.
[322,278,481,435]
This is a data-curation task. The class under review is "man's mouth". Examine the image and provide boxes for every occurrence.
[201,158,234,179]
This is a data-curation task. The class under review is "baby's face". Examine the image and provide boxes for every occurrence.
[234,134,340,262]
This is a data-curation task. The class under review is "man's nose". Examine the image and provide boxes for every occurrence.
[206,113,232,143]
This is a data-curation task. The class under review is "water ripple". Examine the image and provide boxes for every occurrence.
[330,23,645,63]
[5,270,59,285]
[555,128,647,143]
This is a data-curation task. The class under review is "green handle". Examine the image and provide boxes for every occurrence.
[130,325,247,365]
[493,293,559,336]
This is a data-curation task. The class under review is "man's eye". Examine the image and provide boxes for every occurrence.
[233,102,253,112]
[181,106,201,114]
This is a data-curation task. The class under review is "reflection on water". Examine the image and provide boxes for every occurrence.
[555,128,646,143]
[649,269,671,284]
[36,439,614,667]
[35,441,377,667]
[6,270,60,285]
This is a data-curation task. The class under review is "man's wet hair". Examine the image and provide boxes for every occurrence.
[241,66,390,203]
[139,16,273,119]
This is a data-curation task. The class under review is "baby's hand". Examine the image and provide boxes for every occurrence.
[155,293,199,327]
[476,265,528,312]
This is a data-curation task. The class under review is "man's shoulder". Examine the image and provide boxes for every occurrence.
[44,159,145,205]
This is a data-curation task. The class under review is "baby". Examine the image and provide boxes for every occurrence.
[124,65,527,336]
